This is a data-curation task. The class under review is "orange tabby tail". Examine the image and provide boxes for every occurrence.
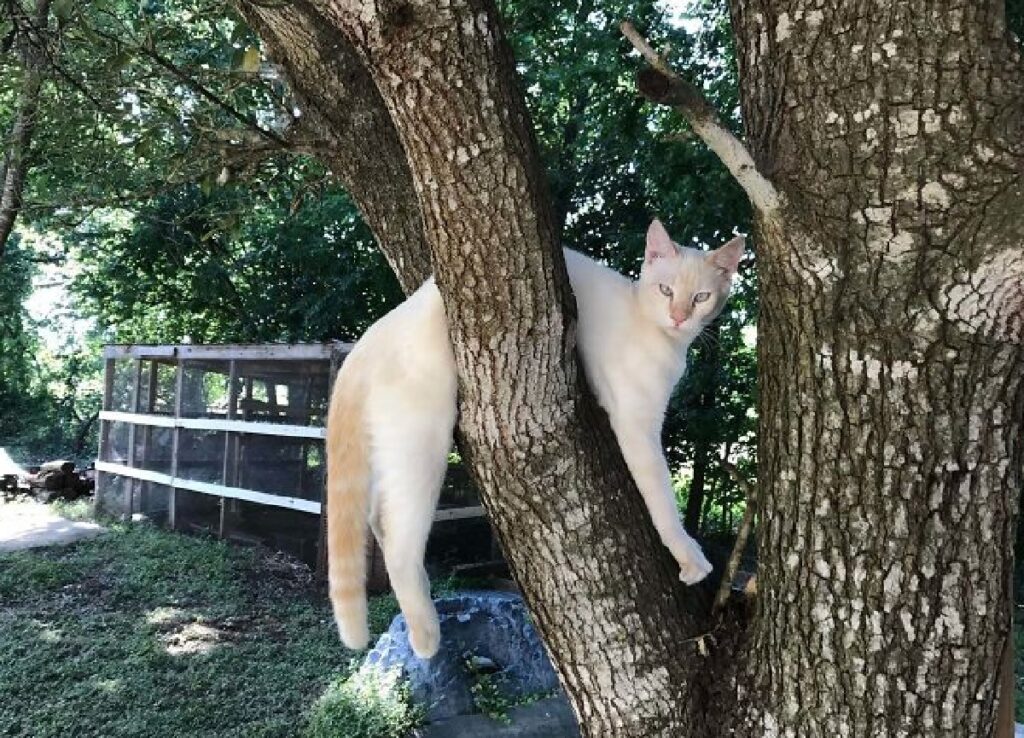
[326,357,371,650]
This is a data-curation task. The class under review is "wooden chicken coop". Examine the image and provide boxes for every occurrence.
[94,343,493,579]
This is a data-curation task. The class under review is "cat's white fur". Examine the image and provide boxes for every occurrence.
[327,219,744,659]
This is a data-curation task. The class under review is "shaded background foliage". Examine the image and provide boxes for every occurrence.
[0,0,756,538]
[73,181,402,344]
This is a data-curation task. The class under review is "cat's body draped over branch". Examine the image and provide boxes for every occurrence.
[326,219,744,658]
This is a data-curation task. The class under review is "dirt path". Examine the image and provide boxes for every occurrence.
[0,499,105,552]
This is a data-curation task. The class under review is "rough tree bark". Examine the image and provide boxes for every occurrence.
[0,0,52,263]
[727,2,1024,733]
[240,0,1023,735]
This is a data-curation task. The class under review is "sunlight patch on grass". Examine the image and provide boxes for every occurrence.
[92,677,123,695]
[144,605,193,626]
[35,624,63,643]
[0,519,384,737]
[0,503,426,738]
[161,621,226,656]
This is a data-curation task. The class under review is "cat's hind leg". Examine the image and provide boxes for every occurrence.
[370,411,453,659]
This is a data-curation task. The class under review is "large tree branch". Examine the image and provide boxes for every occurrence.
[233,0,432,292]
[620,21,781,216]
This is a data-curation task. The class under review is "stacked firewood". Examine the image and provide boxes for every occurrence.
[25,461,94,503]
[1,474,21,501]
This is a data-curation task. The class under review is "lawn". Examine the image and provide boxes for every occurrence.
[3,501,1021,733]
[0,501,418,738]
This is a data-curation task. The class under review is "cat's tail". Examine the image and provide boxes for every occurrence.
[326,354,371,651]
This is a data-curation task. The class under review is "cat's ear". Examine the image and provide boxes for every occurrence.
[709,235,745,277]
[645,218,678,263]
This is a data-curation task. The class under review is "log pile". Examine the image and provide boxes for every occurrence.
[1,473,22,501]
[25,460,94,503]
[0,447,28,501]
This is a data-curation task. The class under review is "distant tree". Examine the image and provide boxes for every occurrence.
[0,0,53,261]
[0,239,44,428]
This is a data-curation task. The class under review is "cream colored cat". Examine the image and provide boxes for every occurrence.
[327,219,744,658]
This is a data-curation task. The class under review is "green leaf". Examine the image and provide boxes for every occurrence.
[237,46,260,74]
[52,0,75,22]
[133,136,152,158]
[110,50,133,73]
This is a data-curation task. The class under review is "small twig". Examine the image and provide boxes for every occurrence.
[143,49,292,150]
[720,460,754,498]
[712,460,756,614]
[86,23,291,150]
[681,627,719,657]
[620,20,782,215]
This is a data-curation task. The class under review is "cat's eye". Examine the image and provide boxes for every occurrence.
[692,291,711,305]
[658,284,673,298]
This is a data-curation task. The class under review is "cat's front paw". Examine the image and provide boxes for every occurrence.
[675,542,713,585]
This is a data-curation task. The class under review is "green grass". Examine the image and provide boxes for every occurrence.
[0,512,409,738]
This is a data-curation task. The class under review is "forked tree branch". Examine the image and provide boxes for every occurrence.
[620,21,781,215]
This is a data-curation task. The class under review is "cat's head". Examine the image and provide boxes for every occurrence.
[637,218,744,336]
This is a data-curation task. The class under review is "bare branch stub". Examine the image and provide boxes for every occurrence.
[620,20,781,215]
[712,460,756,615]
[636,67,716,124]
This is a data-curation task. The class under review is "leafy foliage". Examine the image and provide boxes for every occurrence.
[13,0,287,222]
[305,669,423,738]
[0,240,43,431]
[73,178,402,344]
[0,237,102,460]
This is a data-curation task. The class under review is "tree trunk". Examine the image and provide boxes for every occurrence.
[318,3,718,734]
[725,1,1024,733]
[72,410,99,455]
[684,325,722,535]
[685,445,708,534]
[0,0,52,263]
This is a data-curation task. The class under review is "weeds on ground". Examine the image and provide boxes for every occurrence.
[305,668,423,738]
